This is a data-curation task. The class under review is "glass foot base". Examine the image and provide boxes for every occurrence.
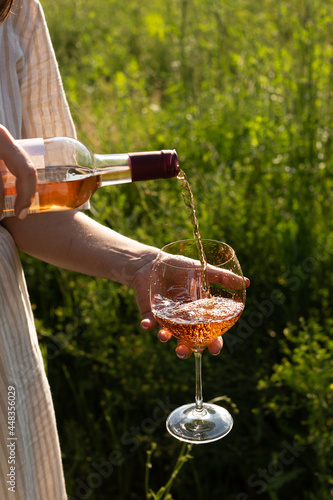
[166,403,233,444]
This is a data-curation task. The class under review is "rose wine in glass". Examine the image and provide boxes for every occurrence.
[150,238,246,443]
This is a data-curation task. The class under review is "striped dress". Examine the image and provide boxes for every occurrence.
[0,0,76,497]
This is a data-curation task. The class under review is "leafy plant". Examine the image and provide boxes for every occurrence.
[19,0,333,498]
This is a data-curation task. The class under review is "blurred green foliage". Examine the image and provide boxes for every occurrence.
[22,0,333,498]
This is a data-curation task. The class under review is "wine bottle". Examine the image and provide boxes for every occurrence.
[0,136,179,217]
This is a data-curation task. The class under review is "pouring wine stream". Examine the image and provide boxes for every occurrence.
[177,169,211,298]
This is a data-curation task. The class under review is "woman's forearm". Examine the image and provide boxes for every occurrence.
[1,210,158,287]
[1,209,226,359]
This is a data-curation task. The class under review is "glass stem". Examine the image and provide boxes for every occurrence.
[194,352,203,411]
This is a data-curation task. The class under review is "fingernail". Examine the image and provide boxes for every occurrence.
[177,352,187,359]
[141,319,150,330]
[158,333,168,343]
[176,347,188,359]
[212,349,221,356]
[17,207,29,219]
[245,277,250,287]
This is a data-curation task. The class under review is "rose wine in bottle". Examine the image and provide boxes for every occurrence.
[0,137,179,217]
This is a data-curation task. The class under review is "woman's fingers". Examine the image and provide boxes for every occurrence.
[140,312,157,331]
[160,253,250,291]
[0,125,37,219]
[156,328,223,359]
[207,266,250,290]
[157,327,172,343]
[14,163,37,218]
[157,328,192,359]
[175,340,192,359]
[207,336,223,355]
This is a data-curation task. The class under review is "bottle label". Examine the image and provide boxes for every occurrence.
[3,193,40,215]
[16,138,45,168]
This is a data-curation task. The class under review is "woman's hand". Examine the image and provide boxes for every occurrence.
[0,125,37,219]
[132,256,197,359]
[133,254,250,360]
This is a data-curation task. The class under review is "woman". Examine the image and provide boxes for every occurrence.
[0,0,225,498]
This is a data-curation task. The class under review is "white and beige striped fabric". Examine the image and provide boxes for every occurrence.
[0,0,76,139]
[0,0,77,497]
[0,227,67,499]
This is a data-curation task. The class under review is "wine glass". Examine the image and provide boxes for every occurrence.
[150,239,246,444]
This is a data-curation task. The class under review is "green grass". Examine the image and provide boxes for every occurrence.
[22,0,333,498]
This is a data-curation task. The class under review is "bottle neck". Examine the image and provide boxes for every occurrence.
[93,150,179,185]
[93,153,132,186]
